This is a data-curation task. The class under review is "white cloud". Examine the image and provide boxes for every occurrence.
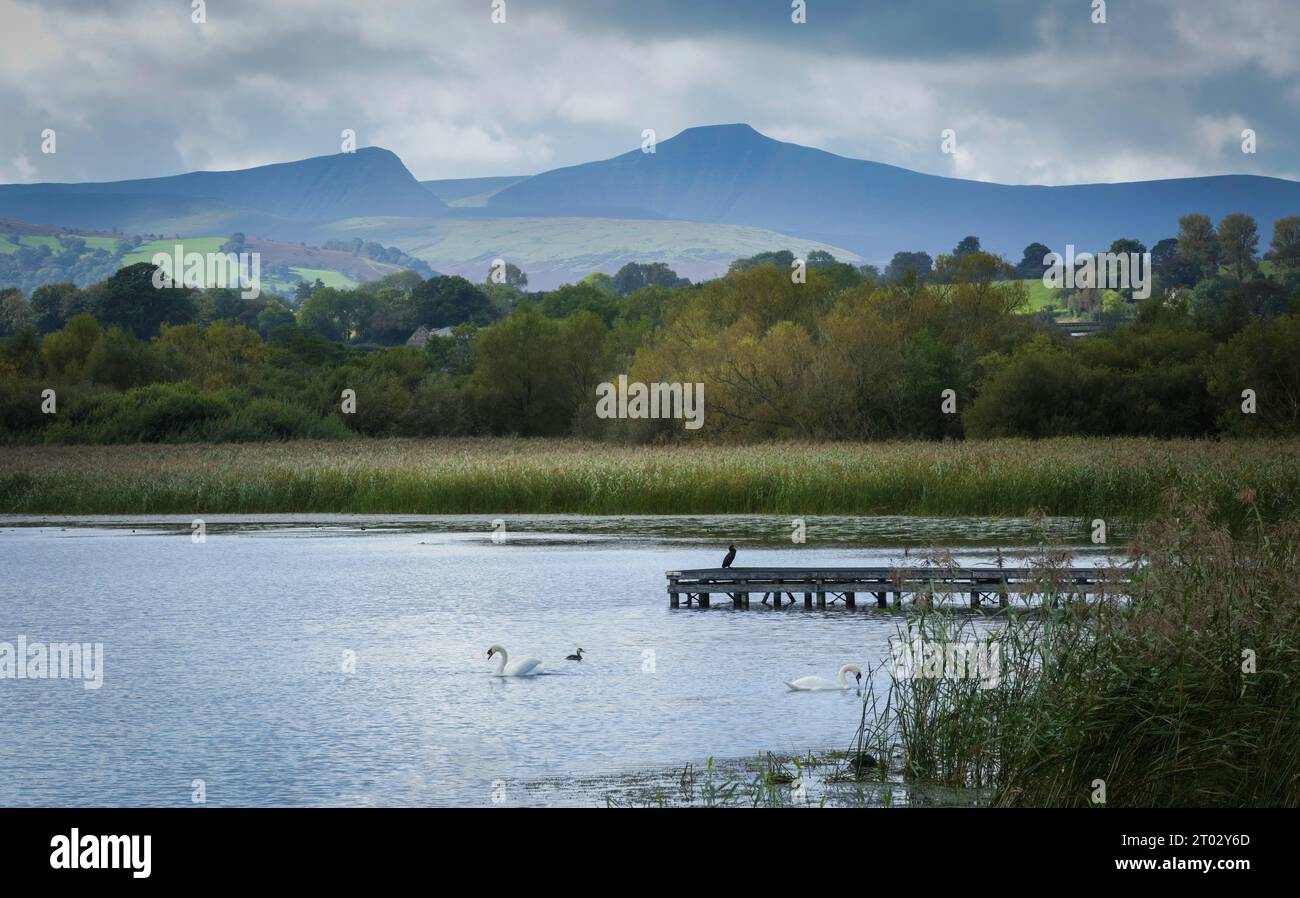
[0,0,1295,185]
[1170,0,1300,78]
[1194,114,1252,160]
[9,154,36,182]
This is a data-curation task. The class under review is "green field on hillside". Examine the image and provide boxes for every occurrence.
[0,233,122,254]
[0,228,376,297]
[263,266,358,294]
[1017,277,1110,322]
[1018,277,1066,313]
[121,240,357,294]
[120,236,229,265]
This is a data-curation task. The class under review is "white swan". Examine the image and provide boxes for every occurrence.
[487,644,543,678]
[785,663,862,691]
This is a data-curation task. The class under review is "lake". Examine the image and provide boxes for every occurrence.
[0,514,1117,806]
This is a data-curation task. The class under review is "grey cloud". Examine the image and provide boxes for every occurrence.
[0,0,1296,186]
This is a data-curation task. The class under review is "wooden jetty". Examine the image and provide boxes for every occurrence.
[666,566,1129,609]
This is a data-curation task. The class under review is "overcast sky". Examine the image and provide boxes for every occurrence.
[3,0,1298,186]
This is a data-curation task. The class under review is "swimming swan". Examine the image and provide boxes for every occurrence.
[487,644,543,677]
[785,663,862,691]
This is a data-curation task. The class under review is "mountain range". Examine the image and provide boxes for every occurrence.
[0,148,446,237]
[4,124,1299,288]
[483,124,1300,263]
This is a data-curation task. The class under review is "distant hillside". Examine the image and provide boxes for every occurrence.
[315,215,860,290]
[422,176,530,207]
[487,124,1300,263]
[0,148,446,238]
[0,218,120,238]
[0,221,431,297]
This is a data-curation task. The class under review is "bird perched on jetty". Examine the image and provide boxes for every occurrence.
[721,545,737,568]
[565,648,585,661]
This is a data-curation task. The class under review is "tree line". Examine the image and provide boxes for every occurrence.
[1,213,1298,444]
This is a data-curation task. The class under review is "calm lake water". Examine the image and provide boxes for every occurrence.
[0,514,1119,807]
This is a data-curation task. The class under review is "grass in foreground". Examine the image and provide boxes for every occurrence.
[855,500,1300,807]
[1,437,1298,520]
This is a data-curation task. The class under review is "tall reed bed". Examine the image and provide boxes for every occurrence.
[853,501,1300,806]
[2,437,1298,520]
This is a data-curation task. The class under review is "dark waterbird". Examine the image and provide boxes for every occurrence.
[721,545,736,569]
[849,752,878,775]
[565,648,585,661]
